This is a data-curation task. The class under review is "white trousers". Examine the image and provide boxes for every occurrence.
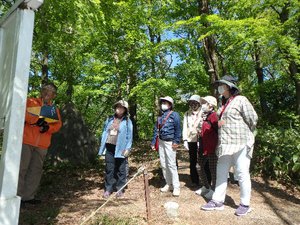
[212,147,251,205]
[159,140,180,189]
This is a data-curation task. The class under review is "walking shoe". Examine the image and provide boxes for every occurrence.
[116,191,124,198]
[235,204,251,216]
[201,200,224,211]
[204,189,214,200]
[195,186,209,196]
[103,191,111,198]
[160,184,173,192]
[172,188,180,197]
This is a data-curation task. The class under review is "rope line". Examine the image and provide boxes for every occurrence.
[79,165,146,225]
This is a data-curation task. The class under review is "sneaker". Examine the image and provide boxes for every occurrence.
[160,184,173,192]
[235,204,251,216]
[195,186,209,196]
[103,191,111,198]
[201,200,224,211]
[172,188,180,197]
[204,189,214,200]
[116,191,124,198]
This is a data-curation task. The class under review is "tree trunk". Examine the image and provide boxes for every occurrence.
[127,71,139,140]
[66,80,73,102]
[41,51,49,85]
[197,0,219,94]
[253,42,269,115]
[289,62,300,115]
[277,3,300,116]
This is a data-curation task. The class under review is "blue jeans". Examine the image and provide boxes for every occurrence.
[105,144,126,192]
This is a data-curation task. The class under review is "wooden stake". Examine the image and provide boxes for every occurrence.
[143,169,151,221]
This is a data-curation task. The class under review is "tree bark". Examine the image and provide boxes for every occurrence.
[127,71,139,140]
[253,42,269,115]
[41,51,49,85]
[197,0,219,94]
[277,3,300,115]
[289,62,300,115]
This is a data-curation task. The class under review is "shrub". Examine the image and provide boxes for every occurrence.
[253,112,300,185]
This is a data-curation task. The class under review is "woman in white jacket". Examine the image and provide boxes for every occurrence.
[182,95,203,187]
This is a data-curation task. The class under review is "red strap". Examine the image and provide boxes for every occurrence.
[219,96,235,119]
[157,111,173,130]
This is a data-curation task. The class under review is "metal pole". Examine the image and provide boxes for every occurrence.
[143,169,151,221]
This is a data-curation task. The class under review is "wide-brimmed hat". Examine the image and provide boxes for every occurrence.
[214,75,239,90]
[114,100,129,110]
[201,96,217,107]
[188,95,201,104]
[160,96,174,105]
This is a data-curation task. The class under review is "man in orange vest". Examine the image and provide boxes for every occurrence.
[18,83,62,205]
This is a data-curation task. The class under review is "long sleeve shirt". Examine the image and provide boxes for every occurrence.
[151,110,181,145]
[217,95,258,157]
[23,97,62,149]
[98,116,133,158]
[182,109,203,142]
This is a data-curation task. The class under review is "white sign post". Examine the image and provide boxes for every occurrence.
[0,1,43,224]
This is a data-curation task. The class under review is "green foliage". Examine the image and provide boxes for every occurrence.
[254,113,300,185]
[1,0,299,183]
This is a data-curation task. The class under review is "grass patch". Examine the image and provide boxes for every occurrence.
[91,214,142,225]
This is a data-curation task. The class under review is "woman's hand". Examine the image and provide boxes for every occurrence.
[218,120,225,128]
[122,150,130,157]
[172,143,179,149]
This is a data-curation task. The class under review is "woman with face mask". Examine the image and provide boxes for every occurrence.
[182,95,202,187]
[201,76,258,217]
[151,96,181,196]
[195,96,218,199]
[98,100,133,199]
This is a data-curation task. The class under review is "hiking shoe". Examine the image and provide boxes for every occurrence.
[160,184,173,192]
[235,204,251,216]
[116,191,124,198]
[204,189,214,200]
[103,191,111,198]
[201,200,224,211]
[172,188,180,197]
[195,186,209,196]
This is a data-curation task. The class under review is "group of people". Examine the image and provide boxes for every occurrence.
[150,94,218,200]
[147,76,257,216]
[18,75,257,217]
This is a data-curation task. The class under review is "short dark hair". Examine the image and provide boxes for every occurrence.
[229,87,240,96]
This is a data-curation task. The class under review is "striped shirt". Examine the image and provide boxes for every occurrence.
[217,95,258,157]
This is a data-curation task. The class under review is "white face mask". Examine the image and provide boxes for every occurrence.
[201,103,210,112]
[218,86,225,95]
[161,104,169,111]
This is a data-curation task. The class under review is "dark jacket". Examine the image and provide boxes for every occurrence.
[151,110,181,145]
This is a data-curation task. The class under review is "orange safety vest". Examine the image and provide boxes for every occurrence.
[23,97,62,149]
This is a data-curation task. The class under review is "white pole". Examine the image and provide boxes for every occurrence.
[0,7,36,225]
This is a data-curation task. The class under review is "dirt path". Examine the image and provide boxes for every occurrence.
[19,146,300,225]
